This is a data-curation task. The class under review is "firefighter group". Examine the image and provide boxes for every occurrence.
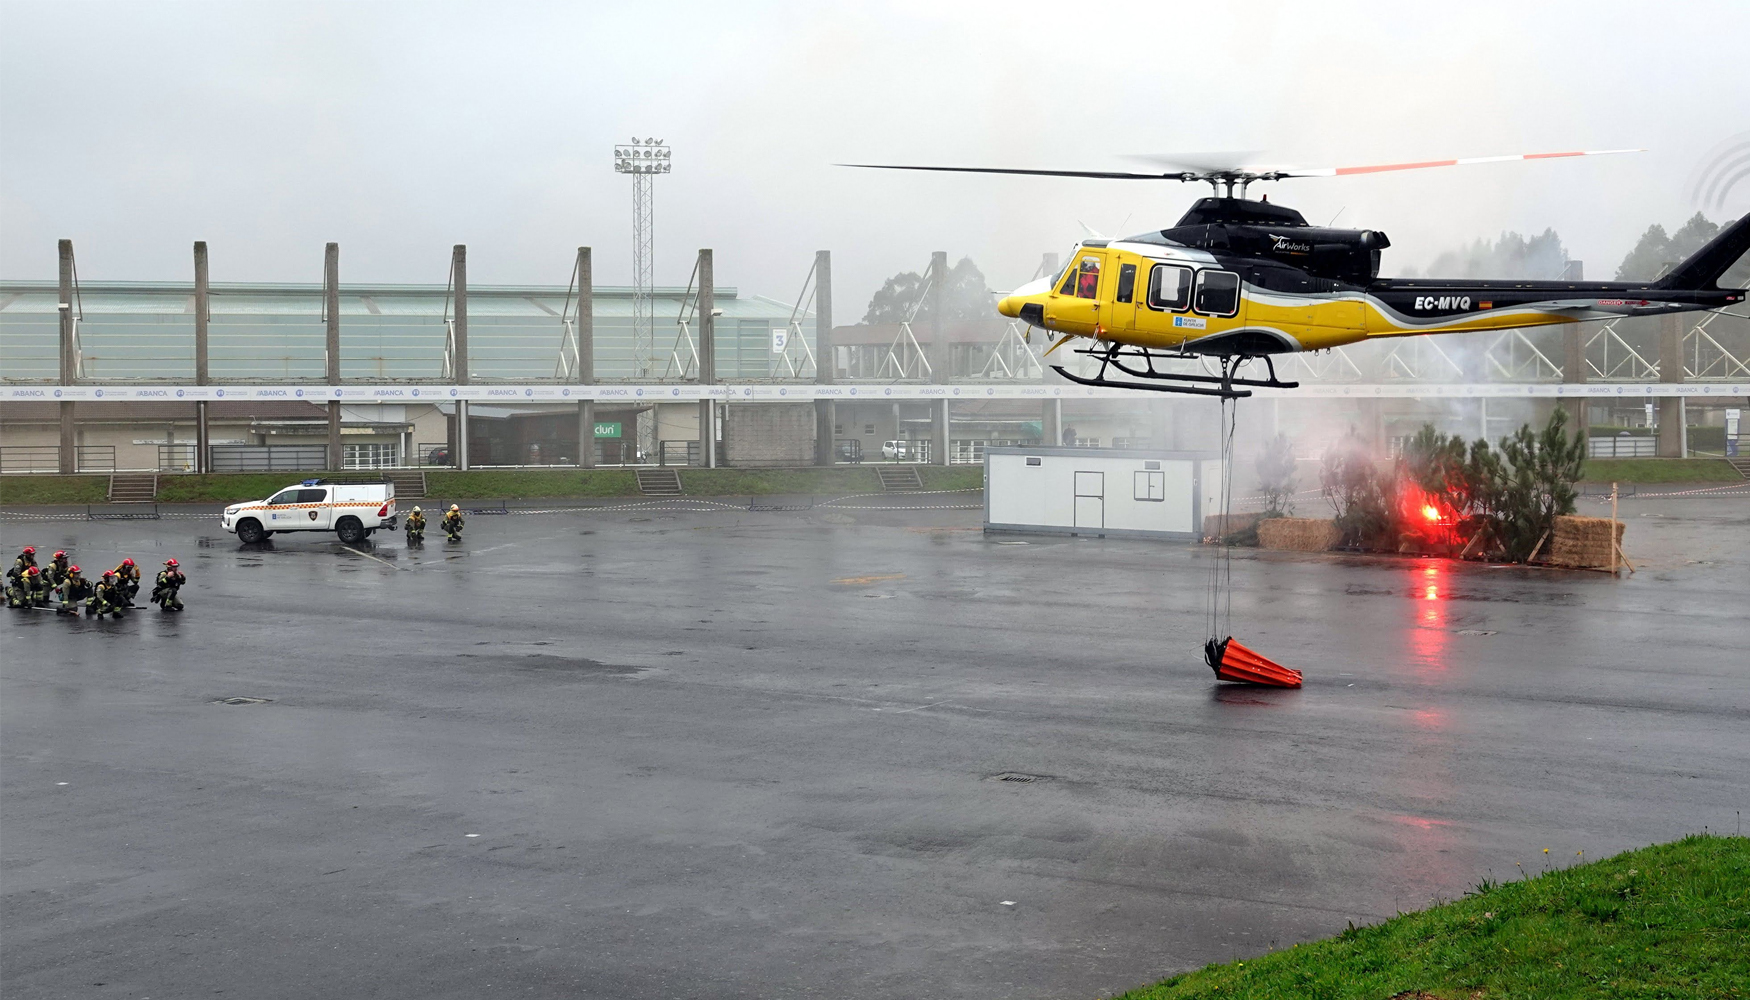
[402,504,464,545]
[6,546,186,617]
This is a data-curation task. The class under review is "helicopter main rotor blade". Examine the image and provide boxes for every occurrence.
[1275,147,1645,178]
[837,163,1190,181]
[1121,151,1266,173]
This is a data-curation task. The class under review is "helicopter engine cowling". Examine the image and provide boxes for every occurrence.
[1147,223,1390,283]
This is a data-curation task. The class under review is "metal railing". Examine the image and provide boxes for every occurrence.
[208,444,327,472]
[1588,436,1656,458]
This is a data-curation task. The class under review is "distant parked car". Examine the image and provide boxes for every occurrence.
[881,440,915,460]
[835,439,863,463]
[426,447,451,466]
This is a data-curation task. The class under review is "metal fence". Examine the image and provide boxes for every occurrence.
[0,445,118,473]
[1588,436,1657,458]
[208,444,328,472]
[157,443,198,472]
[658,440,700,466]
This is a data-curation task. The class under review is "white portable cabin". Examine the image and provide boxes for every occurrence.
[983,446,1222,540]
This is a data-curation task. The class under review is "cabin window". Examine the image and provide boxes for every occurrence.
[1073,256,1102,298]
[1146,264,1192,311]
[1058,268,1078,296]
[267,490,300,506]
[1193,269,1240,317]
[1115,263,1137,303]
[297,488,329,503]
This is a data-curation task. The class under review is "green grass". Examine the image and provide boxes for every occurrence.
[2,466,984,505]
[0,475,110,505]
[1115,834,1750,1000]
[1579,458,1741,484]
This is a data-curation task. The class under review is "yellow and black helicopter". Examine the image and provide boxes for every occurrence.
[846,151,1750,397]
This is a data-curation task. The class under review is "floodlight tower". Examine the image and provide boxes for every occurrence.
[614,138,672,377]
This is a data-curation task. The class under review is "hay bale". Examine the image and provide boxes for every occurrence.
[1203,512,1263,540]
[1258,517,1341,552]
[1549,515,1624,569]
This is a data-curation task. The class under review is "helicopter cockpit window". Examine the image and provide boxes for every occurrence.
[1074,256,1101,298]
[1193,269,1241,317]
[1146,264,1192,311]
[1057,267,1078,296]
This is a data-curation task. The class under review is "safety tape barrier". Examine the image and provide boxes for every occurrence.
[9,381,1749,402]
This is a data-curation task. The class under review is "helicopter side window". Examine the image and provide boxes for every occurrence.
[1146,264,1192,311]
[1193,269,1241,317]
[1115,264,1136,304]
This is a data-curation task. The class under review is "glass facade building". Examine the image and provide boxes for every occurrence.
[0,281,811,383]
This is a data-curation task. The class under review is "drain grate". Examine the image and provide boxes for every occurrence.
[212,697,273,706]
[987,772,1049,783]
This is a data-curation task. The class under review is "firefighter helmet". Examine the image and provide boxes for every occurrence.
[165,558,179,567]
[450,504,460,512]
[122,558,135,568]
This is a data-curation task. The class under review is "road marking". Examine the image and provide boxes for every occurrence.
[341,546,405,572]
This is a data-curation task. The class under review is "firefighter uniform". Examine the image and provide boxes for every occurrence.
[112,559,142,606]
[89,573,127,618]
[151,560,186,612]
[442,506,464,541]
[44,551,71,588]
[57,567,92,615]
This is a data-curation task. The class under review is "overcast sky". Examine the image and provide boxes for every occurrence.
[3,0,1746,314]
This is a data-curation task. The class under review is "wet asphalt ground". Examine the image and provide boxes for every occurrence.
[3,488,1748,999]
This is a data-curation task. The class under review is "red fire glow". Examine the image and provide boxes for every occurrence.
[1399,482,1462,547]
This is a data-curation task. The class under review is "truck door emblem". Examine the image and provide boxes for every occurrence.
[308,510,319,520]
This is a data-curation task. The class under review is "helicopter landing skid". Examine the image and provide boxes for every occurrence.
[1051,345,1299,399]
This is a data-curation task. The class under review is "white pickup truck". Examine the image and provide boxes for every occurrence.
[222,479,398,544]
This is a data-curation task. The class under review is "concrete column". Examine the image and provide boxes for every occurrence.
[1561,320,1587,433]
[324,243,342,470]
[452,245,469,385]
[1042,398,1062,447]
[815,250,834,385]
[576,246,595,469]
[576,246,594,385]
[58,239,75,474]
[458,400,470,470]
[324,242,340,383]
[578,400,595,468]
[327,402,343,471]
[196,401,209,475]
[194,241,210,387]
[932,398,950,466]
[697,249,715,384]
[929,250,947,384]
[1657,312,1685,457]
[698,399,720,468]
[814,249,835,465]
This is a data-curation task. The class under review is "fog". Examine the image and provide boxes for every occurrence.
[3,0,1747,313]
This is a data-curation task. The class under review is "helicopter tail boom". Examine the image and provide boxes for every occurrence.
[1654,213,1750,290]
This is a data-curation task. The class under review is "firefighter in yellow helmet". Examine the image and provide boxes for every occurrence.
[405,505,426,544]
[442,504,464,543]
